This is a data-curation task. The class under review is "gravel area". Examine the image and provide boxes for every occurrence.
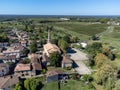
[68,48,91,75]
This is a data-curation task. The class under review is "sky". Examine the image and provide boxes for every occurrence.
[0,0,120,15]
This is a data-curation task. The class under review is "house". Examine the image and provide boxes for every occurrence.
[30,53,42,75]
[3,44,24,58]
[14,63,32,76]
[0,54,19,63]
[28,53,40,60]
[62,56,73,69]
[0,75,19,90]
[46,70,67,83]
[0,42,9,48]
[42,53,50,66]
[14,53,42,76]
[19,40,27,47]
[0,63,9,77]
[43,43,61,57]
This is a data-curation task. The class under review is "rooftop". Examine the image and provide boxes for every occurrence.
[44,43,61,54]
[46,70,64,77]
[14,64,30,72]
[62,56,73,63]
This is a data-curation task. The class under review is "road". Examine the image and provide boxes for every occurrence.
[68,48,91,75]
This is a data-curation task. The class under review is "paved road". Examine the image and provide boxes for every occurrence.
[68,48,91,75]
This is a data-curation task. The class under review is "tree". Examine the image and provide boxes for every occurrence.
[92,34,99,40]
[114,80,120,90]
[102,46,115,60]
[20,58,30,64]
[70,36,78,43]
[105,76,116,90]
[29,41,37,53]
[58,39,69,53]
[63,35,71,43]
[24,78,43,90]
[86,42,102,57]
[94,63,116,85]
[14,83,22,90]
[100,18,110,23]
[49,51,61,67]
[22,47,30,56]
[94,53,109,68]
[0,33,9,42]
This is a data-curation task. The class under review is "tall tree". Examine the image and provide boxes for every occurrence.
[24,78,43,90]
[49,51,61,67]
[86,42,102,57]
[29,41,37,53]
[58,39,69,54]
[94,63,116,85]
[94,53,109,68]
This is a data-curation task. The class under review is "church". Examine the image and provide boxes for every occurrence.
[43,29,61,57]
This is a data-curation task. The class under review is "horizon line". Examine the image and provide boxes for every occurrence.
[0,14,120,16]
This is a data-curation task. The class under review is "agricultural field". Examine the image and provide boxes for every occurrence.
[100,26,120,53]
[47,22,108,36]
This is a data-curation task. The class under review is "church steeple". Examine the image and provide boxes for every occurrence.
[47,29,51,43]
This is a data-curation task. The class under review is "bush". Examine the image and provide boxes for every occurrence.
[42,69,47,74]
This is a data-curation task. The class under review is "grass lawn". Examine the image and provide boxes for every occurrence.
[42,80,95,90]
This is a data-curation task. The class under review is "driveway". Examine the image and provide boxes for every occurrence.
[68,48,88,61]
[68,48,91,75]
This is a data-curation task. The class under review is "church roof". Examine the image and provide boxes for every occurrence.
[44,43,61,54]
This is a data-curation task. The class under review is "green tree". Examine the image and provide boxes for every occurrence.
[22,47,30,56]
[49,51,61,67]
[63,35,71,43]
[100,18,110,23]
[94,53,109,68]
[102,46,115,60]
[70,36,78,43]
[0,33,9,42]
[14,83,22,90]
[86,42,102,57]
[105,76,116,90]
[94,63,116,85]
[29,41,37,53]
[114,80,120,90]
[24,78,43,90]
[58,39,69,53]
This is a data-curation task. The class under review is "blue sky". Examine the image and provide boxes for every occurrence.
[0,0,120,15]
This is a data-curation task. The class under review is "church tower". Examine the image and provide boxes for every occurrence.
[47,29,51,43]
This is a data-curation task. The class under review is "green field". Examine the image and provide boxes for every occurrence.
[49,22,108,35]
[100,26,120,53]
[42,80,95,90]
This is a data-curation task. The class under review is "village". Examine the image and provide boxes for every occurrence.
[0,26,92,90]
